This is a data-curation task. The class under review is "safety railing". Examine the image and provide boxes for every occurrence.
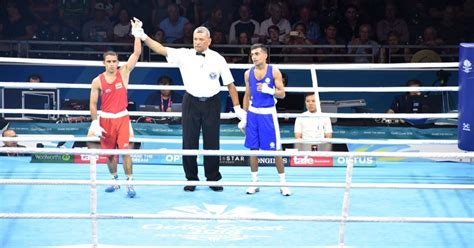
[0,40,459,64]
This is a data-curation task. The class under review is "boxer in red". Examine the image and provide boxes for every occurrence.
[88,19,142,198]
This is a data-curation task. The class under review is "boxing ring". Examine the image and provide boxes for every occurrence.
[0,58,473,248]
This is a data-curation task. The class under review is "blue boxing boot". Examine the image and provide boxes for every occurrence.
[105,175,120,193]
[126,177,136,198]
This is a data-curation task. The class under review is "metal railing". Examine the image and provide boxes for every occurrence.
[0,40,459,64]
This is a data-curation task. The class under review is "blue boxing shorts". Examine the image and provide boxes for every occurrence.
[244,106,281,150]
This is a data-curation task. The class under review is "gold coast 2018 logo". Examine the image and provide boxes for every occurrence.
[142,203,284,241]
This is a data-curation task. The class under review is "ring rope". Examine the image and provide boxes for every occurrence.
[0,136,459,145]
[0,147,472,159]
[0,108,459,119]
[0,213,472,223]
[0,57,458,70]
[1,179,472,190]
[0,81,460,93]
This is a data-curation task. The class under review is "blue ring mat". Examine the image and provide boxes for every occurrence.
[0,156,473,248]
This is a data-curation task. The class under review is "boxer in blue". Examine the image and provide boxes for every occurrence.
[239,43,290,196]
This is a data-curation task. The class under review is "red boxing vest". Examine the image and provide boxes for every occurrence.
[100,71,128,114]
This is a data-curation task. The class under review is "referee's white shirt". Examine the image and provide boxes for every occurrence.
[166,47,234,97]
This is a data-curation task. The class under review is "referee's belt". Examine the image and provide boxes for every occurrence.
[187,92,218,102]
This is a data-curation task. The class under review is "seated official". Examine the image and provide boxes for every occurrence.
[1,129,27,156]
[294,93,333,151]
[387,79,423,113]
[145,76,182,112]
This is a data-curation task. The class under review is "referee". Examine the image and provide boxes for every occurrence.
[131,18,246,192]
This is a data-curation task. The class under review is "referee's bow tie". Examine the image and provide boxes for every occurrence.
[196,52,205,57]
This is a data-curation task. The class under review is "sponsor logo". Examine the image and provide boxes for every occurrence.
[269,142,275,149]
[462,59,472,73]
[74,154,109,163]
[257,156,288,165]
[290,156,333,167]
[209,72,217,80]
[463,122,471,131]
[334,156,375,166]
[115,82,123,89]
[142,203,284,241]
[159,155,202,164]
[219,155,246,165]
[31,153,74,163]
[130,154,154,163]
[265,77,271,83]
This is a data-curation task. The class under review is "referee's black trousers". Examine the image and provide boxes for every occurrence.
[182,92,222,181]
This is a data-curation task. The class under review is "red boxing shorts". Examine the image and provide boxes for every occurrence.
[99,115,131,150]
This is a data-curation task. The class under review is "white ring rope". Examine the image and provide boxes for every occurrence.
[0,108,459,119]
[0,57,458,70]
[0,81,460,93]
[0,136,460,145]
[0,213,472,223]
[1,179,473,190]
[0,147,472,159]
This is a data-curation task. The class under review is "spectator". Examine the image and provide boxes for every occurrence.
[241,0,266,23]
[103,0,122,23]
[259,3,291,43]
[407,26,444,63]
[113,9,132,51]
[28,74,42,83]
[282,24,314,63]
[159,3,189,43]
[338,4,362,43]
[153,28,166,43]
[3,2,34,40]
[379,31,410,63]
[348,23,379,63]
[230,31,251,63]
[227,4,260,44]
[177,0,202,26]
[317,23,346,63]
[294,92,333,151]
[1,129,27,157]
[151,0,170,29]
[145,75,182,111]
[81,3,114,52]
[59,0,90,24]
[202,6,229,37]
[29,0,60,40]
[209,29,230,57]
[265,25,285,63]
[405,0,433,44]
[293,5,320,43]
[173,22,194,44]
[436,5,465,45]
[387,79,422,114]
[120,0,151,31]
[376,2,409,44]
[417,26,444,47]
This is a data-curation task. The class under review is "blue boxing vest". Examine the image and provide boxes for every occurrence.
[458,43,474,151]
[249,65,276,107]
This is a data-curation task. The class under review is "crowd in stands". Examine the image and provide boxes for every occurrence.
[0,0,472,63]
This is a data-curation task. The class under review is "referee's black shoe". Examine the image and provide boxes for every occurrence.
[209,186,223,192]
[183,185,196,192]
